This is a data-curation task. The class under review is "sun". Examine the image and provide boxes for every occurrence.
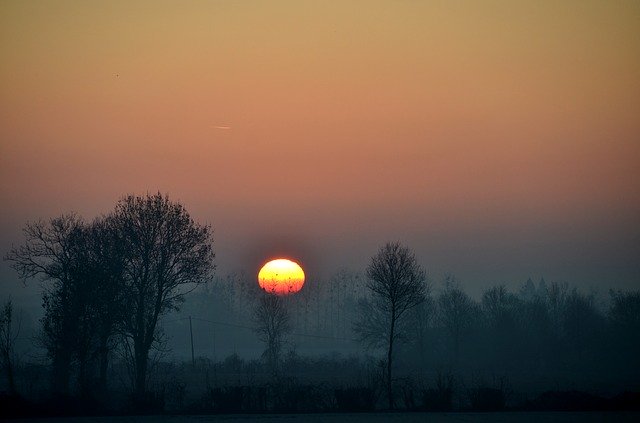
[258,258,305,295]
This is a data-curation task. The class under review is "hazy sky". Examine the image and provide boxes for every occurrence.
[1,1,639,301]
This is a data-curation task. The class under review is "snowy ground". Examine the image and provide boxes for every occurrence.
[15,412,640,423]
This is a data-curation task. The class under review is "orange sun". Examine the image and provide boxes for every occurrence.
[258,258,305,295]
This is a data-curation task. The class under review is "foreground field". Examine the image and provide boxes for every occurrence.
[17,412,640,423]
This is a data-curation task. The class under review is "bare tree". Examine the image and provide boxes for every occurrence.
[0,299,21,395]
[5,214,85,395]
[6,214,129,397]
[252,293,291,378]
[110,193,214,399]
[355,242,427,410]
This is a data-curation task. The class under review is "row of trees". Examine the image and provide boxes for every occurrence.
[163,243,640,410]
[4,193,214,399]
[416,277,640,370]
[355,271,640,408]
[240,243,640,410]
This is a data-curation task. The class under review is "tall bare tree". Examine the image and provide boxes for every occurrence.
[253,292,291,377]
[355,242,427,409]
[110,193,214,399]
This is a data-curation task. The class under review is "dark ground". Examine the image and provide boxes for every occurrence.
[12,412,640,423]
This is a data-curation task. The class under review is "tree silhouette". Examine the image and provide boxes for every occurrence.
[110,193,214,399]
[355,242,427,409]
[83,218,128,394]
[6,214,86,395]
[6,215,128,396]
[253,292,291,377]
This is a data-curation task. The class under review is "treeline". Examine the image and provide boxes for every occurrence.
[3,268,639,413]
[403,277,640,393]
[1,193,639,415]
[177,270,640,393]
[178,271,640,395]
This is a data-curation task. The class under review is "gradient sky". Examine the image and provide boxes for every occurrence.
[1,1,639,301]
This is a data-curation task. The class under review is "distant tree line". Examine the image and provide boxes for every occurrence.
[408,276,640,384]
[179,244,640,410]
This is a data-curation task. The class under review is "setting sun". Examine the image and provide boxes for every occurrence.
[258,259,305,295]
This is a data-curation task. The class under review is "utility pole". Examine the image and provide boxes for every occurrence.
[189,316,195,366]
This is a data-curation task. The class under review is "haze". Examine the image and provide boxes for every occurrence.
[1,0,639,302]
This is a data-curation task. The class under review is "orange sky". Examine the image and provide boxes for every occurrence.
[1,1,639,295]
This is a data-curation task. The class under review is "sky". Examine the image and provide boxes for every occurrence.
[1,0,639,304]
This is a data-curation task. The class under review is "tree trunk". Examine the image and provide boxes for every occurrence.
[134,287,147,399]
[387,312,396,410]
